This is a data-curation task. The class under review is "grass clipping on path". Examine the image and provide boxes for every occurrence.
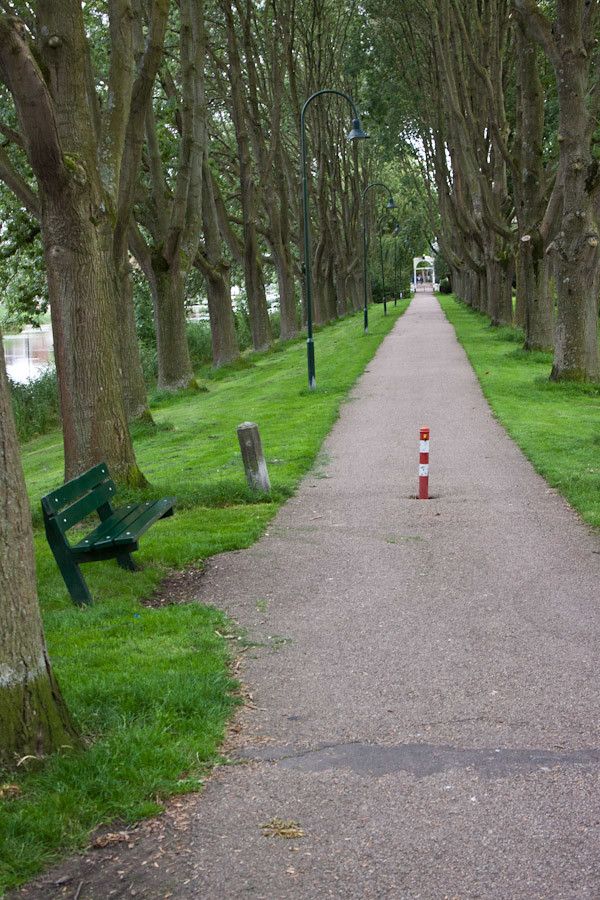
[0,301,409,893]
[439,294,600,526]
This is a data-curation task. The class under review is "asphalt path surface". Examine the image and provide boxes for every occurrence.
[15,291,600,899]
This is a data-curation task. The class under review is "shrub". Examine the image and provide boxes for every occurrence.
[139,342,158,383]
[269,310,281,340]
[439,277,452,294]
[10,367,60,441]
[186,320,213,369]
[233,305,253,350]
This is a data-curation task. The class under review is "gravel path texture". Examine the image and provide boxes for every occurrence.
[15,291,600,899]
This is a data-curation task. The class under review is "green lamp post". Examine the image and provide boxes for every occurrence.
[377,212,388,316]
[362,183,396,333]
[301,90,368,390]
[393,223,400,306]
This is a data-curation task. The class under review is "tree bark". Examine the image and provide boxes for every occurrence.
[134,0,208,390]
[0,10,146,485]
[199,160,240,367]
[512,18,554,347]
[550,33,600,380]
[222,0,271,350]
[485,253,513,326]
[514,0,600,380]
[233,0,298,342]
[272,236,298,340]
[43,194,144,483]
[110,0,169,420]
[0,333,79,768]
[518,236,554,349]
[151,262,195,390]
[114,257,152,420]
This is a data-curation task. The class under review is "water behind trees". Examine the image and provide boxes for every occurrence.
[3,326,54,384]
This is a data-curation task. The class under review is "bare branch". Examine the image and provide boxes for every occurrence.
[0,142,39,215]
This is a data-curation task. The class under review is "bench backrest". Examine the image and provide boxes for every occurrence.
[41,463,117,537]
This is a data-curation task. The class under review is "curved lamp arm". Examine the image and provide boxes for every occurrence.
[302,88,355,122]
[362,181,396,204]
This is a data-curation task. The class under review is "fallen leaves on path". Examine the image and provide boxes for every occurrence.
[261,818,304,839]
[91,831,133,849]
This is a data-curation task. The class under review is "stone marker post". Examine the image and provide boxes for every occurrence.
[237,422,271,493]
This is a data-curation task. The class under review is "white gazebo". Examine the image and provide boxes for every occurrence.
[413,255,436,290]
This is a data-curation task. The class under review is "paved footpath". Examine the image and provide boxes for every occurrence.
[17,292,600,899]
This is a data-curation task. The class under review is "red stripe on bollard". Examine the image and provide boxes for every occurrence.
[419,426,429,500]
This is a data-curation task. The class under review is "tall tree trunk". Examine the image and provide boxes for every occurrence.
[513,20,554,347]
[222,0,271,351]
[135,0,207,391]
[514,0,600,380]
[514,262,527,328]
[234,0,297,343]
[195,161,240,367]
[0,335,79,768]
[44,195,144,484]
[273,157,298,341]
[324,257,338,322]
[206,267,239,367]
[346,263,362,312]
[313,231,333,325]
[200,161,240,367]
[335,270,348,317]
[486,253,513,326]
[470,269,487,311]
[0,11,145,485]
[518,237,554,350]
[243,234,271,350]
[114,255,152,420]
[150,262,195,391]
[550,39,600,380]
[551,260,600,380]
[271,234,298,341]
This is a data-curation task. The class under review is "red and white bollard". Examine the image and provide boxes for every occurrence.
[419,426,430,499]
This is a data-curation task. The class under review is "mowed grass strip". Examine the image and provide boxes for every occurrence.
[439,294,600,526]
[0,300,409,893]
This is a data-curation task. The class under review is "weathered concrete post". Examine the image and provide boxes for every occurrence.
[237,422,271,493]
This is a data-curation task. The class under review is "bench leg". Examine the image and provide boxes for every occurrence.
[117,553,138,572]
[55,552,93,606]
[45,522,93,606]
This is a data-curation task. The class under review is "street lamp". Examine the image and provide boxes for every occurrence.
[362,183,396,333]
[377,213,388,317]
[393,224,400,306]
[301,90,368,390]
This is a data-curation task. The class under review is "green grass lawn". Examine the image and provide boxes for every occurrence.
[0,300,409,894]
[439,294,600,526]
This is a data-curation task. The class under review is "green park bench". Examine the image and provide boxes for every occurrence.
[42,463,175,607]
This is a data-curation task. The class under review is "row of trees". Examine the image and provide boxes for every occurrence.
[0,1,431,767]
[365,0,600,381]
[0,0,427,490]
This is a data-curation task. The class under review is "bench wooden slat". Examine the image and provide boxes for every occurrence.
[72,499,175,552]
[51,482,118,534]
[71,503,141,549]
[41,463,110,513]
[111,499,174,546]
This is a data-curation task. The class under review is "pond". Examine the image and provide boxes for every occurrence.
[3,325,54,384]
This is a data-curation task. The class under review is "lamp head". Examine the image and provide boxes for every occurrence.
[386,197,397,210]
[347,118,369,141]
